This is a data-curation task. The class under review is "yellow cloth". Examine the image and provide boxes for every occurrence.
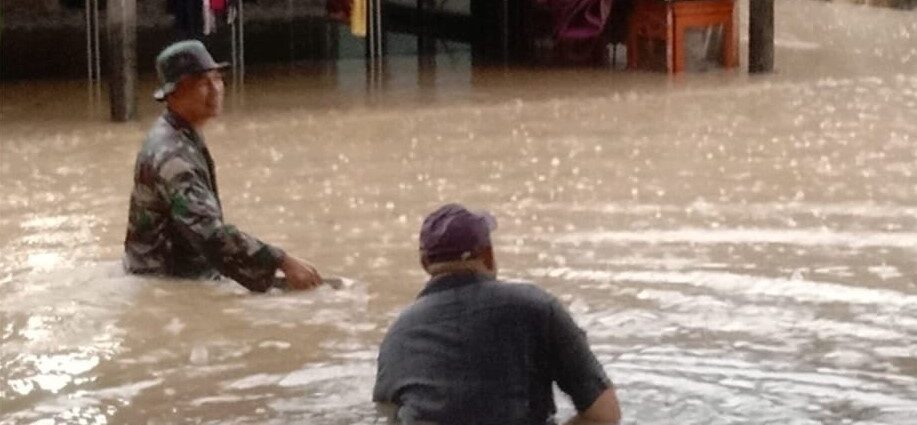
[350,0,367,37]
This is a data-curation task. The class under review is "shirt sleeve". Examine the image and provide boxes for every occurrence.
[157,154,285,292]
[546,297,613,413]
[372,328,397,403]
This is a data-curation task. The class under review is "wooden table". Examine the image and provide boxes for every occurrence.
[627,0,738,73]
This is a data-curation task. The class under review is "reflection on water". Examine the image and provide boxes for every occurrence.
[1,1,916,424]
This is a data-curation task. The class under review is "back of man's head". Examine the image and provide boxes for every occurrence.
[418,203,497,276]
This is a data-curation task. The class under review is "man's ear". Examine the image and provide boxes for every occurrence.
[167,74,194,101]
[481,246,495,272]
[420,255,431,274]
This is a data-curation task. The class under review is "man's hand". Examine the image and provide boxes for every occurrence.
[280,254,322,290]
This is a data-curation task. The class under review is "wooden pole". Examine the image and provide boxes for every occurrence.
[417,0,436,57]
[106,0,137,121]
[470,0,496,62]
[748,0,774,73]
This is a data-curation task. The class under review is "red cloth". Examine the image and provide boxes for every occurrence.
[211,0,227,12]
[327,0,352,23]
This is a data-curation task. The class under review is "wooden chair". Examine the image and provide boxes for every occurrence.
[627,0,737,73]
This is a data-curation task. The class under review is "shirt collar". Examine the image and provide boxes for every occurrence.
[163,109,205,148]
[417,271,493,298]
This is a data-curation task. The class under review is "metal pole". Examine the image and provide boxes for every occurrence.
[368,0,375,89]
[364,2,369,60]
[239,0,245,88]
[231,13,237,96]
[368,0,376,59]
[232,5,240,102]
[377,0,384,86]
[364,0,384,92]
[375,0,383,56]
[86,0,94,108]
[93,0,102,105]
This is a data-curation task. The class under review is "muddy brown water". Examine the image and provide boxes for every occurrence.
[1,1,916,424]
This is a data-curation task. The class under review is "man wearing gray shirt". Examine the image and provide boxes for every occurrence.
[374,203,621,424]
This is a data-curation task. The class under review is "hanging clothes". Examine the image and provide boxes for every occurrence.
[350,0,367,37]
[226,0,239,25]
[203,0,217,35]
[326,0,367,37]
[542,0,614,65]
[168,0,235,38]
[327,0,351,23]
[211,0,228,13]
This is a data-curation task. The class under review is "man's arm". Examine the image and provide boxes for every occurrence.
[158,155,312,292]
[547,298,622,424]
[372,332,395,403]
[576,388,621,424]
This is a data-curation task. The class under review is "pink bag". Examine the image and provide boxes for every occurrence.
[544,0,614,64]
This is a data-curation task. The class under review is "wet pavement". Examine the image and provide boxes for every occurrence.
[1,1,916,424]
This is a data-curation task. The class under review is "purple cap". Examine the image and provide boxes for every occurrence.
[419,203,497,263]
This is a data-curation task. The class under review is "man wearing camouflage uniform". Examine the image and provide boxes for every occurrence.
[123,40,321,292]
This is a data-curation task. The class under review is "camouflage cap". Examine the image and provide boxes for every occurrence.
[153,40,229,101]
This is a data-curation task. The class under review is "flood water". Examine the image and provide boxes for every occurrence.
[2,1,916,424]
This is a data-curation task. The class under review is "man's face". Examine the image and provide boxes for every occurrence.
[170,70,224,122]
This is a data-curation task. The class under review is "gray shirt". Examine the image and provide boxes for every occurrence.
[373,272,612,425]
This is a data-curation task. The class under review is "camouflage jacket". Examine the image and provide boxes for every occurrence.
[123,110,285,292]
